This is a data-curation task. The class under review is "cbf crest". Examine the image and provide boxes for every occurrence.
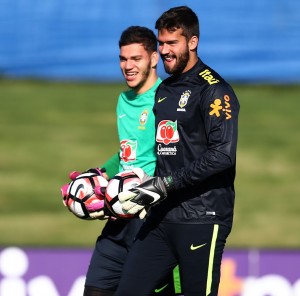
[177,90,191,112]
[138,109,148,130]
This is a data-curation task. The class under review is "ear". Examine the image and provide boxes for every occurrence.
[151,51,159,68]
[188,36,198,51]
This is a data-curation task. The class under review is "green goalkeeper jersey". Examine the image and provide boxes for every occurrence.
[117,78,161,177]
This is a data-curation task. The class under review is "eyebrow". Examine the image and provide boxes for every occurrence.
[157,39,178,44]
[119,54,143,59]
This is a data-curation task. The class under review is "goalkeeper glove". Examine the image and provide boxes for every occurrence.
[69,167,109,182]
[118,168,174,218]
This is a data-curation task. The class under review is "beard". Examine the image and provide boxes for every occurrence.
[163,46,190,75]
[128,62,152,92]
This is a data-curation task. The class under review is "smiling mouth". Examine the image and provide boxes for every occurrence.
[125,72,138,80]
[163,55,175,63]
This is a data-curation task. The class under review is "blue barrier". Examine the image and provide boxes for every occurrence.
[0,0,300,82]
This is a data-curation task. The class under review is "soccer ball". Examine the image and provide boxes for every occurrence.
[65,172,108,220]
[105,170,142,219]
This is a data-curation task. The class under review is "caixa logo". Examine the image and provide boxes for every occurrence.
[120,140,137,162]
[156,120,179,145]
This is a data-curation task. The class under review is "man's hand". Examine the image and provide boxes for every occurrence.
[61,168,106,205]
[69,168,109,181]
[60,167,111,220]
[118,168,172,218]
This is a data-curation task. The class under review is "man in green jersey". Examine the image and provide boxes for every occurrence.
[62,26,179,295]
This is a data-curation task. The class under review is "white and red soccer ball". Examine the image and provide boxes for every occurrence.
[105,170,142,219]
[63,171,108,220]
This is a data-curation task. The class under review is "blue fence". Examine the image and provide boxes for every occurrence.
[0,0,300,83]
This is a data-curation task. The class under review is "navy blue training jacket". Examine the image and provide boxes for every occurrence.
[151,59,240,228]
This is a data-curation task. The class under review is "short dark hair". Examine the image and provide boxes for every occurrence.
[119,26,157,54]
[155,6,199,40]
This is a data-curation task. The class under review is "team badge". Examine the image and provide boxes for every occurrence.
[139,109,148,125]
[177,90,191,111]
[138,109,149,130]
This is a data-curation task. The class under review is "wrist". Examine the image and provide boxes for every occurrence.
[97,167,109,180]
[162,176,175,192]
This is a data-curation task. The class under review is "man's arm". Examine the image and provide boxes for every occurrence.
[168,85,239,190]
[101,153,120,179]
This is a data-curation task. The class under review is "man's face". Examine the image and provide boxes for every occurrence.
[119,43,152,92]
[157,28,190,75]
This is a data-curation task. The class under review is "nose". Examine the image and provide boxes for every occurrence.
[124,59,134,69]
[159,43,169,55]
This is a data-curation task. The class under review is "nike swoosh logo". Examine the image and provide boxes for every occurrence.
[158,97,167,103]
[132,188,161,203]
[119,114,126,118]
[190,243,207,250]
[154,283,169,293]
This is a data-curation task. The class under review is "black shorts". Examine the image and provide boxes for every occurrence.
[84,218,180,295]
[115,222,231,296]
[84,218,143,290]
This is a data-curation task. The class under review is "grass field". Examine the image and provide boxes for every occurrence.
[0,79,299,248]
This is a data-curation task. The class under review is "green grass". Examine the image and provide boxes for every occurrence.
[0,79,299,248]
[230,85,300,248]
